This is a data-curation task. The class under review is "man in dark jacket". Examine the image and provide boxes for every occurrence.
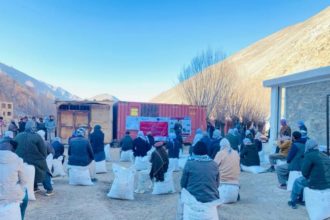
[51,137,64,161]
[133,131,149,157]
[288,139,330,209]
[181,141,219,203]
[120,131,133,151]
[150,142,169,182]
[15,120,54,196]
[68,128,96,181]
[146,131,155,151]
[207,129,222,159]
[276,131,306,189]
[240,138,260,167]
[89,125,105,162]
[166,133,180,159]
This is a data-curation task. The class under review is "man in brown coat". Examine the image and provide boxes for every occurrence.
[267,135,292,172]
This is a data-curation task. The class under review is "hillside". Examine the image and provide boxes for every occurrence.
[151,7,330,113]
[0,63,80,117]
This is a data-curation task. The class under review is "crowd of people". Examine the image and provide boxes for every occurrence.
[1,116,330,219]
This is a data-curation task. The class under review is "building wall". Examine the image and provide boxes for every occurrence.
[285,80,330,146]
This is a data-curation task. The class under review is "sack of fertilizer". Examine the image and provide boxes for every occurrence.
[107,164,136,200]
[304,187,330,220]
[218,184,239,204]
[95,160,107,174]
[52,156,66,177]
[46,154,53,172]
[135,169,152,194]
[23,163,36,200]
[152,171,175,195]
[178,156,188,170]
[120,150,134,162]
[169,158,180,172]
[0,202,21,220]
[104,144,111,162]
[68,165,93,186]
[134,156,150,171]
[241,165,267,174]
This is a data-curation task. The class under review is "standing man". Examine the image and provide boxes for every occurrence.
[0,116,6,138]
[45,115,56,142]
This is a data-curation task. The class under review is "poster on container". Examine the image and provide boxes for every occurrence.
[169,117,192,136]
[140,121,169,137]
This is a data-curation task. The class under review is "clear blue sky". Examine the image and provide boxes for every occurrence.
[0,0,329,101]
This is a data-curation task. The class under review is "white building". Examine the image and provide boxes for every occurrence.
[263,66,330,154]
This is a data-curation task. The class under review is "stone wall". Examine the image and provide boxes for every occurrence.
[285,80,330,146]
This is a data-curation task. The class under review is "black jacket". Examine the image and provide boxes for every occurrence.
[166,138,181,158]
[51,141,64,159]
[207,138,221,159]
[68,136,94,166]
[89,128,105,155]
[150,147,169,182]
[240,144,260,166]
[225,134,239,152]
[120,135,133,151]
[133,137,149,157]
[302,150,330,190]
[287,139,306,171]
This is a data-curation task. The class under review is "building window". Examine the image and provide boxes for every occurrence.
[7,112,11,116]
[2,112,5,116]
[7,104,12,109]
[1,103,6,108]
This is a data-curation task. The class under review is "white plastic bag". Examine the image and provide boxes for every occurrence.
[68,165,93,186]
[169,158,180,172]
[287,171,302,192]
[120,150,134,162]
[152,171,175,195]
[23,163,36,200]
[241,165,267,174]
[218,184,239,204]
[147,147,155,160]
[181,188,221,220]
[52,156,66,177]
[0,202,21,220]
[46,154,53,172]
[134,156,150,171]
[135,170,152,194]
[304,187,330,220]
[104,144,111,162]
[95,160,107,174]
[178,156,188,170]
[107,164,135,200]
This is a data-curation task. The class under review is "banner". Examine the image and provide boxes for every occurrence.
[140,121,169,137]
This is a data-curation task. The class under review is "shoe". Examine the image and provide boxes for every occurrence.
[34,188,41,193]
[278,184,287,190]
[91,178,98,182]
[45,190,54,196]
[237,193,240,201]
[296,199,305,206]
[288,201,297,209]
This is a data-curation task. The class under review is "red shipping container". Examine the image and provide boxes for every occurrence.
[113,101,207,144]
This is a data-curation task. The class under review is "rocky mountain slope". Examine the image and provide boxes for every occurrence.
[151,7,330,115]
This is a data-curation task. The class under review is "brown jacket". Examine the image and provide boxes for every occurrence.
[277,140,292,156]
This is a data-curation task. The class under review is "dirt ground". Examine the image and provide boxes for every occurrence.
[26,147,309,220]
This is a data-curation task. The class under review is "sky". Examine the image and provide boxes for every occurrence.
[0,0,329,101]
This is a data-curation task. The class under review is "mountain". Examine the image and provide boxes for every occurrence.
[89,93,119,102]
[0,63,80,116]
[151,7,330,115]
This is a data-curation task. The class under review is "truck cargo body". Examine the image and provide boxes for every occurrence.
[56,101,113,143]
[113,101,207,144]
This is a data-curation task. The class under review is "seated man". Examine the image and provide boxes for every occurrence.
[149,142,169,182]
[267,135,292,172]
[51,137,65,160]
[276,131,306,189]
[240,138,260,167]
[288,139,330,209]
[68,128,96,182]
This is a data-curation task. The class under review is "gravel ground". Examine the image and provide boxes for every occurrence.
[26,148,309,220]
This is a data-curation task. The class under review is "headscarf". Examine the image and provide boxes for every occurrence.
[137,130,146,141]
[212,129,221,139]
[297,120,304,127]
[220,138,232,153]
[228,129,235,136]
[37,130,46,140]
[25,120,37,133]
[280,119,287,126]
[75,127,86,137]
[305,139,318,153]
[243,138,252,145]
[300,130,308,138]
[192,131,203,146]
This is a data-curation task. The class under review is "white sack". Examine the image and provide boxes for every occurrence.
[135,170,151,194]
[152,171,175,195]
[241,165,267,174]
[46,154,53,172]
[120,150,134,162]
[52,156,66,177]
[23,163,36,201]
[169,158,180,172]
[95,160,107,174]
[181,188,221,220]
[0,202,21,220]
[104,144,111,162]
[107,164,135,200]
[134,156,150,171]
[178,156,188,170]
[68,166,93,186]
[218,184,239,204]
[304,187,330,220]
[287,171,302,192]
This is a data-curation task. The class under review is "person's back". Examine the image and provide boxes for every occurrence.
[89,125,104,155]
[120,134,133,151]
[287,138,306,171]
[302,149,330,190]
[68,136,94,166]
[240,138,260,166]
[150,143,169,182]
[181,141,219,203]
[52,139,64,159]
[226,129,239,152]
[133,132,148,157]
[0,146,26,203]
